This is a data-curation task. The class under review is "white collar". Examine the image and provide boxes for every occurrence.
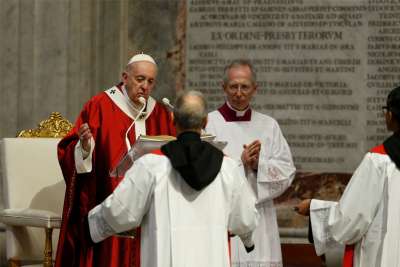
[121,85,148,119]
[226,101,250,117]
[104,86,156,121]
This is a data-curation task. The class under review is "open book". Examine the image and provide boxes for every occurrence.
[109,134,227,178]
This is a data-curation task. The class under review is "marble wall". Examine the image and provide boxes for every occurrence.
[0,0,130,138]
[127,0,184,101]
[0,0,355,266]
[0,1,127,263]
[0,0,184,137]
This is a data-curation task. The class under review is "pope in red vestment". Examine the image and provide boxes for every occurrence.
[55,54,175,267]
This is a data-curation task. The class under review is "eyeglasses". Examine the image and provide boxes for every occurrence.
[226,83,254,94]
[382,106,389,113]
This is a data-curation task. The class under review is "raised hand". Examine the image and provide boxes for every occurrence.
[78,123,92,152]
[294,199,311,216]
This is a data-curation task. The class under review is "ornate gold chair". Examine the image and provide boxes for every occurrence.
[0,112,72,267]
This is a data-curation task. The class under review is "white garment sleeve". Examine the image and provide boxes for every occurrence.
[88,159,155,243]
[256,122,296,202]
[309,200,341,256]
[228,163,259,248]
[309,153,385,256]
[74,137,95,174]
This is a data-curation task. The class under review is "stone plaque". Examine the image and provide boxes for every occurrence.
[186,0,400,172]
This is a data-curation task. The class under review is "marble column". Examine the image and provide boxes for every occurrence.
[0,0,128,138]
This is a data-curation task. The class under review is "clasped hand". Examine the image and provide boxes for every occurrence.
[241,140,261,171]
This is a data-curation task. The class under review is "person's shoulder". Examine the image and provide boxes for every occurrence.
[220,156,243,173]
[252,109,275,120]
[366,151,390,162]
[140,151,169,162]
[207,109,223,121]
[149,100,170,116]
[208,109,220,114]
[367,144,390,163]
[78,91,109,113]
[125,153,168,184]
[138,152,171,172]
[363,149,391,172]
[369,144,386,155]
[252,109,280,126]
[85,90,110,104]
[218,156,248,188]
[208,109,221,116]
[155,101,170,111]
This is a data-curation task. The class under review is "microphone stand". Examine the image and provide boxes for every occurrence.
[125,97,146,151]
[162,97,174,111]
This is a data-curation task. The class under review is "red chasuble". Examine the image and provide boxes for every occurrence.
[342,144,386,267]
[55,88,175,267]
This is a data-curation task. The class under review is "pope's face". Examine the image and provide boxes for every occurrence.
[223,65,257,111]
[122,61,157,105]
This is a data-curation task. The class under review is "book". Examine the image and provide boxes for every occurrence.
[109,134,226,177]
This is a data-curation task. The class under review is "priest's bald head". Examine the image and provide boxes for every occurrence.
[173,90,208,134]
[122,53,158,106]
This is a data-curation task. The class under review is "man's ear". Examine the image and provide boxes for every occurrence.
[121,72,128,82]
[386,111,397,132]
[222,81,228,93]
[202,116,208,129]
[387,111,395,129]
[171,112,176,125]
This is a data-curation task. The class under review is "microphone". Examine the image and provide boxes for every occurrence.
[129,96,146,113]
[162,97,174,111]
[138,96,146,108]
[137,97,147,119]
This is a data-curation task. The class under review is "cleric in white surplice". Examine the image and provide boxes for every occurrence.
[296,85,400,267]
[206,60,296,267]
[87,90,259,267]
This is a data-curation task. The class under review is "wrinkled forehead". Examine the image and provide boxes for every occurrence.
[226,77,254,86]
[226,65,255,84]
[129,61,158,77]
